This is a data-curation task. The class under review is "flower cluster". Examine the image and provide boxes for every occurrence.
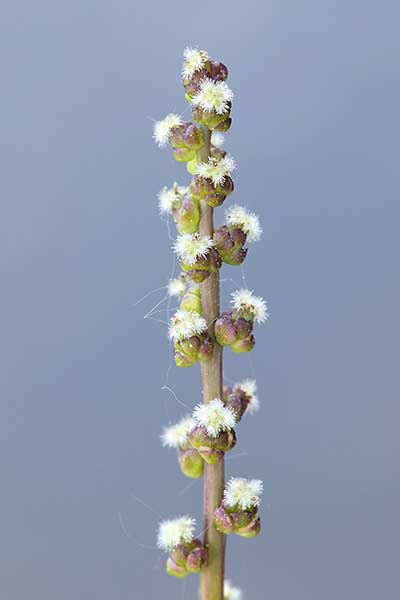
[161,415,204,479]
[159,183,200,234]
[169,308,213,368]
[215,289,268,353]
[157,516,208,578]
[215,477,263,538]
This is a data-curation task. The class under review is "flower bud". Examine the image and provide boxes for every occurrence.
[173,146,196,163]
[190,175,214,200]
[198,334,214,362]
[209,61,228,81]
[214,117,232,132]
[236,516,261,539]
[178,447,204,479]
[180,286,202,314]
[173,195,200,234]
[204,193,226,208]
[186,544,208,573]
[223,386,248,421]
[214,507,234,534]
[169,124,187,148]
[213,225,247,266]
[181,249,221,284]
[230,334,256,354]
[189,425,236,463]
[215,312,237,346]
[183,124,204,150]
[166,557,187,578]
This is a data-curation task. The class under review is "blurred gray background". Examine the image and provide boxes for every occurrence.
[1,0,399,598]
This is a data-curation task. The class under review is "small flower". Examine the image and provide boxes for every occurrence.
[230,289,269,323]
[153,113,183,147]
[167,276,187,297]
[158,183,189,214]
[224,477,263,511]
[225,205,262,243]
[160,415,196,448]
[234,379,260,414]
[174,233,214,265]
[182,47,209,79]
[211,131,225,148]
[157,515,196,551]
[169,309,207,341]
[193,399,236,437]
[196,155,236,187]
[192,79,233,115]
[224,579,243,600]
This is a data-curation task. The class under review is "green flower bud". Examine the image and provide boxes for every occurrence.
[214,507,234,534]
[236,516,261,539]
[230,334,256,354]
[186,156,200,175]
[183,124,204,150]
[173,195,200,234]
[173,146,196,163]
[180,286,202,314]
[166,557,188,578]
[178,447,204,479]
[190,175,214,200]
[215,312,237,346]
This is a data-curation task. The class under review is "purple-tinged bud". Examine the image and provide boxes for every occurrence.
[230,334,256,354]
[180,286,202,314]
[183,69,211,97]
[169,124,187,148]
[215,175,234,197]
[214,507,234,534]
[190,175,214,200]
[214,117,232,132]
[198,335,214,362]
[224,392,246,421]
[213,225,247,266]
[170,542,190,567]
[236,516,261,539]
[183,124,204,150]
[211,146,227,160]
[234,318,253,340]
[173,146,196,163]
[174,335,201,367]
[210,61,228,81]
[186,545,208,573]
[215,312,237,346]
[229,508,257,531]
[178,447,204,479]
[166,557,188,578]
[173,195,200,234]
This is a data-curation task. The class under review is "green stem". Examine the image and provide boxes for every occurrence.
[199,127,225,600]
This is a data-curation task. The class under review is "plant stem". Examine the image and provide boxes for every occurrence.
[199,127,225,600]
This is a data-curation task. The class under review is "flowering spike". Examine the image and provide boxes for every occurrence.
[193,399,236,437]
[225,205,262,243]
[196,155,236,187]
[224,477,263,511]
[153,114,183,147]
[157,516,196,551]
[230,289,269,323]
[192,79,233,115]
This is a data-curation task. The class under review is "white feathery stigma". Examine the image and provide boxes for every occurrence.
[230,289,269,324]
[224,477,263,511]
[196,155,236,187]
[225,205,262,243]
[160,415,195,448]
[182,47,209,79]
[153,113,182,147]
[167,276,187,297]
[211,131,225,148]
[173,232,214,265]
[157,515,196,551]
[193,399,236,438]
[224,580,243,600]
[169,309,207,341]
[158,183,188,214]
[192,79,233,115]
[234,379,260,414]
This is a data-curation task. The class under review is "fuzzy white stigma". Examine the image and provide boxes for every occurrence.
[192,79,233,115]
[234,379,260,414]
[225,205,262,243]
[230,289,269,323]
[153,113,182,147]
[167,276,187,297]
[211,131,225,148]
[224,580,243,600]
[157,515,196,551]
[158,183,188,214]
[196,155,236,187]
[169,309,207,341]
[224,477,263,511]
[193,399,236,438]
[160,415,196,448]
[182,47,209,79]
[173,232,214,265]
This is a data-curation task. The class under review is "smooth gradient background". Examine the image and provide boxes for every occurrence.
[1,1,399,598]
